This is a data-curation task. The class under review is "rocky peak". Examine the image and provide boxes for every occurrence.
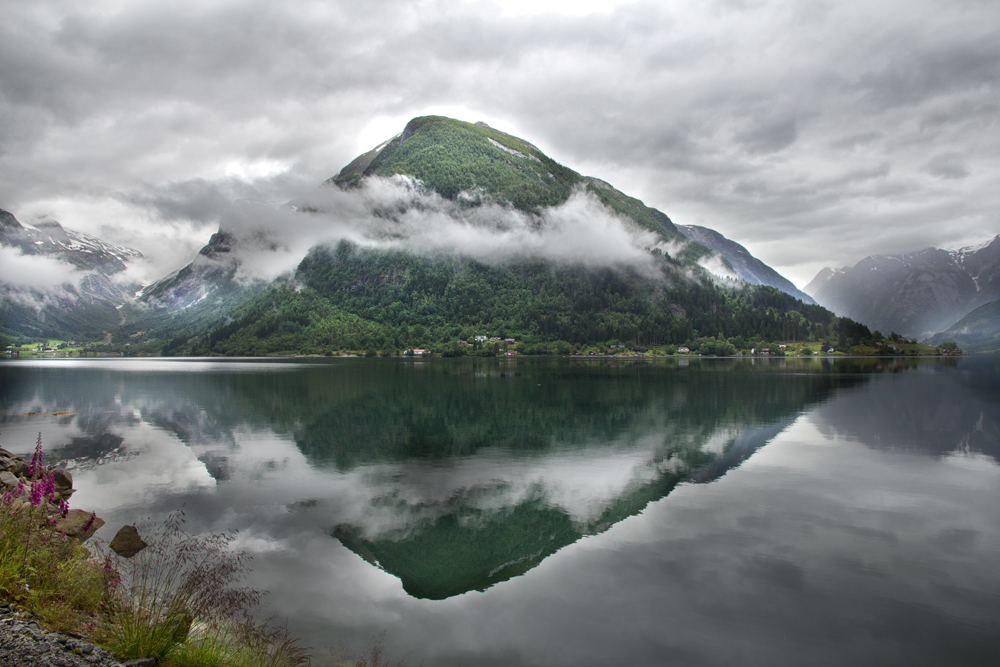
[0,207,22,230]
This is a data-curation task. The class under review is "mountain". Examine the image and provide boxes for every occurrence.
[70,114,874,355]
[676,224,815,304]
[928,298,1000,352]
[805,236,1000,339]
[125,116,870,356]
[0,209,140,273]
[128,116,812,342]
[803,266,841,296]
[137,229,239,310]
[325,117,695,244]
[0,208,142,340]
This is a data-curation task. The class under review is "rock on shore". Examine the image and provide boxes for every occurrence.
[0,602,131,667]
[0,448,105,541]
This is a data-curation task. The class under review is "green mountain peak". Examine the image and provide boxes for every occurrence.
[331,115,685,243]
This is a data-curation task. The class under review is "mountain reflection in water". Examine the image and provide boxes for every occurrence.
[3,356,999,665]
[5,356,986,602]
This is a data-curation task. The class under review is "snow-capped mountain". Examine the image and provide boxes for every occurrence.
[0,208,143,339]
[805,236,1000,339]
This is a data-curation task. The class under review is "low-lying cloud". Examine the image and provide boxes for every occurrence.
[0,246,89,313]
[0,246,82,291]
[197,177,669,284]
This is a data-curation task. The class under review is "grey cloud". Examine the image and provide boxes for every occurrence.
[119,173,317,224]
[0,246,81,291]
[853,34,1000,112]
[736,118,799,154]
[829,131,884,151]
[1,0,998,291]
[923,154,970,180]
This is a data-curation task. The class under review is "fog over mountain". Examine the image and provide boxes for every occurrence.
[0,207,143,338]
[135,116,804,315]
[135,178,671,311]
[2,0,998,289]
[806,236,1000,340]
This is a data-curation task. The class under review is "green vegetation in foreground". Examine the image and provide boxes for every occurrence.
[1,438,309,667]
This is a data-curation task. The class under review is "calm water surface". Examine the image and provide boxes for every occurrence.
[1,356,998,666]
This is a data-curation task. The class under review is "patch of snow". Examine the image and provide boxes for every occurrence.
[488,137,540,162]
[955,236,998,256]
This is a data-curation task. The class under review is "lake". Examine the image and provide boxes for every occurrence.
[1,356,999,666]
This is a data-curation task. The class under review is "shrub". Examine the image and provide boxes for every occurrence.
[0,434,106,634]
[162,619,310,667]
[98,510,262,661]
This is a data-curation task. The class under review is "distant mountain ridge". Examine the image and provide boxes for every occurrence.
[929,299,1000,352]
[805,236,1000,339]
[0,208,142,339]
[0,208,141,273]
[676,225,815,304]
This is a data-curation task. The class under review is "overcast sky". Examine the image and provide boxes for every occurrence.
[2,0,998,287]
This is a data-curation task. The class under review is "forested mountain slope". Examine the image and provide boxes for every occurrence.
[929,298,1000,352]
[677,224,815,304]
[106,116,872,355]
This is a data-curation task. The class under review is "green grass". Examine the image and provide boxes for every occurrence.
[9,340,86,357]
[1,437,312,666]
[0,484,107,635]
[161,622,310,667]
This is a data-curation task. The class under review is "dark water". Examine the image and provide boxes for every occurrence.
[1,356,999,666]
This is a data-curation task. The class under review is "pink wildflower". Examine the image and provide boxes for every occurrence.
[29,480,43,506]
[42,471,56,503]
[29,433,43,475]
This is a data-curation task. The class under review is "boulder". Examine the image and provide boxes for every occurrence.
[53,469,73,493]
[0,470,17,488]
[0,456,16,472]
[53,509,104,543]
[109,524,148,558]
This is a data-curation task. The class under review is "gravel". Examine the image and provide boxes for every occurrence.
[0,601,137,667]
